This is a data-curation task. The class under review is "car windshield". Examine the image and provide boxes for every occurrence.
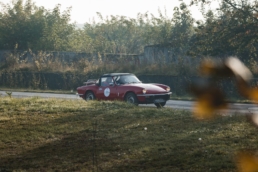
[115,75,141,85]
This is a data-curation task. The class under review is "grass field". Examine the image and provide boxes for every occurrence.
[0,97,257,171]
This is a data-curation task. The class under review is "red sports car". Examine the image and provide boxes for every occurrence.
[77,73,172,107]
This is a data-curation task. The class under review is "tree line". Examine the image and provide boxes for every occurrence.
[0,0,258,64]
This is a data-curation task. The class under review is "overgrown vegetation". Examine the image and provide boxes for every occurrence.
[0,0,258,73]
[0,97,256,171]
[0,0,257,77]
[0,0,194,54]
[0,49,196,76]
[190,0,258,62]
[0,0,258,75]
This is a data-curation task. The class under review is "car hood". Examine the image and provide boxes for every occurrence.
[124,83,167,93]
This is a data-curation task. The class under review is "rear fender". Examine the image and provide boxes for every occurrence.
[78,87,95,99]
[83,90,96,99]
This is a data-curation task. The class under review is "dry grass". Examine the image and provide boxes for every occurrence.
[0,97,257,171]
[0,88,75,94]
[1,50,197,76]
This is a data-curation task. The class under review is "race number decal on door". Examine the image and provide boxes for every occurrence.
[104,88,110,97]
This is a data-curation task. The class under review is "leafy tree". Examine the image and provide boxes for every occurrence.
[82,7,195,55]
[83,13,146,54]
[189,0,258,63]
[140,10,173,46]
[0,0,45,50]
[0,0,75,51]
[66,29,93,52]
[170,3,195,55]
[37,4,75,51]
[0,0,196,56]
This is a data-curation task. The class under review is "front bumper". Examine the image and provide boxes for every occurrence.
[136,92,172,104]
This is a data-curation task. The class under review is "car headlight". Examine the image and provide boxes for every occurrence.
[142,89,147,94]
[166,87,170,92]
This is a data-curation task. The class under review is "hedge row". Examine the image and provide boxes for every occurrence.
[0,71,256,98]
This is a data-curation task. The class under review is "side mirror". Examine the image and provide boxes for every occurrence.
[109,82,114,86]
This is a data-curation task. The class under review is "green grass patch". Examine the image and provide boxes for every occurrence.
[0,97,256,171]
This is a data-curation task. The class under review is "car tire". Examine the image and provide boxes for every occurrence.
[155,102,166,108]
[125,92,138,105]
[85,91,96,101]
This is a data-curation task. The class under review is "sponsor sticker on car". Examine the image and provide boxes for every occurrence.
[104,88,110,97]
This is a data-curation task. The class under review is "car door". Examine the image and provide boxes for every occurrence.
[109,85,125,100]
[106,77,123,100]
[109,76,126,101]
[96,76,114,100]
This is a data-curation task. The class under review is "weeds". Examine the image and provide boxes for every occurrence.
[5,91,12,98]
[0,50,198,76]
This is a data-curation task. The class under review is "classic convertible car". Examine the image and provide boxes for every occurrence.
[77,73,172,107]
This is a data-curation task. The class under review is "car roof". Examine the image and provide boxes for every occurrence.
[101,73,132,77]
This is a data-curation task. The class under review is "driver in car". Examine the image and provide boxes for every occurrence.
[116,77,125,85]
[102,77,113,87]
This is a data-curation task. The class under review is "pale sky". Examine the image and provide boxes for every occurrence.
[0,0,219,24]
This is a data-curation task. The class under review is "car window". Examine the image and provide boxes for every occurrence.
[118,75,141,84]
[115,76,122,85]
[96,79,100,85]
[101,76,114,87]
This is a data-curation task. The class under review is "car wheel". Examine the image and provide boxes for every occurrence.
[85,91,95,101]
[155,102,166,108]
[125,92,138,105]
